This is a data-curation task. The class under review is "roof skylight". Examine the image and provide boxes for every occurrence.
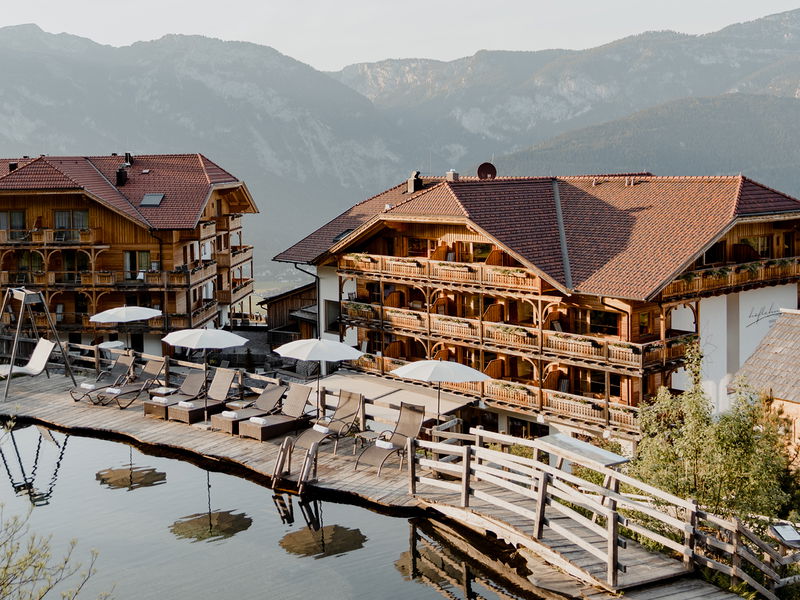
[140,193,165,207]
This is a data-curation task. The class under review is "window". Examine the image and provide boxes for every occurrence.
[638,312,653,336]
[140,193,164,207]
[784,233,795,258]
[587,370,621,398]
[0,210,25,240]
[54,210,88,241]
[123,250,151,279]
[575,309,619,336]
[702,240,726,265]
[324,300,341,334]
[472,243,493,261]
[407,237,428,257]
[741,235,772,259]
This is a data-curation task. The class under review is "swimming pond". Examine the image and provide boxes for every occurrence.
[0,425,540,599]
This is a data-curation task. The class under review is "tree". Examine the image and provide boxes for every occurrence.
[631,343,794,521]
[0,506,110,600]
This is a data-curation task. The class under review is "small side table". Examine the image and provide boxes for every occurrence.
[353,430,380,454]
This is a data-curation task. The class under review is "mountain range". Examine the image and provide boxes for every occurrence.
[0,10,799,289]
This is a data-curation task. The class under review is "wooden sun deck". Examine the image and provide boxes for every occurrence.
[0,371,759,599]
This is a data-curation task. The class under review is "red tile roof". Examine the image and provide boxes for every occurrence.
[0,153,245,229]
[276,173,800,301]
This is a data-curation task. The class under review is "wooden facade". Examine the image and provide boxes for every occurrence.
[0,156,258,350]
[327,216,800,437]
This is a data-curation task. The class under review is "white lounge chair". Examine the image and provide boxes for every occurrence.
[0,338,56,378]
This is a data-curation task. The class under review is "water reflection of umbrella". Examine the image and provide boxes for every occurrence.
[169,470,252,543]
[279,524,367,559]
[95,447,166,491]
[170,509,253,543]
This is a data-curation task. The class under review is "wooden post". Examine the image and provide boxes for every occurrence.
[684,498,697,570]
[607,506,619,588]
[93,344,101,377]
[163,358,171,387]
[461,445,472,508]
[731,517,742,586]
[358,395,366,432]
[533,471,549,538]
[408,437,416,495]
[604,370,611,426]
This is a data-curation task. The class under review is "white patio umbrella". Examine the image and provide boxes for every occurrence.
[274,338,363,414]
[390,359,490,422]
[161,329,249,422]
[90,306,162,347]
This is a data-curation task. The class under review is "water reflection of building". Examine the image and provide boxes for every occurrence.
[0,425,69,506]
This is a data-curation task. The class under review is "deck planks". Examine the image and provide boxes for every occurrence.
[0,372,739,599]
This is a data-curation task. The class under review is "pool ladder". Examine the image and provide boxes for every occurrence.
[271,438,320,495]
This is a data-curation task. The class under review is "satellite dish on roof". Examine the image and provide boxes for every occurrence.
[477,162,497,180]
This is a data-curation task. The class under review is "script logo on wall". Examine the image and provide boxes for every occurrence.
[746,303,781,328]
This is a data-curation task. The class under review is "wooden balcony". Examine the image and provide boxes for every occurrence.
[217,278,254,305]
[351,355,640,433]
[338,253,547,294]
[215,245,253,269]
[0,228,104,245]
[167,261,217,287]
[661,256,800,300]
[341,301,694,371]
[191,300,218,326]
[214,214,242,231]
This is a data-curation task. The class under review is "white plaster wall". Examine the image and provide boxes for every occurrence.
[671,284,797,412]
[318,265,357,346]
[738,284,796,364]
[143,335,163,356]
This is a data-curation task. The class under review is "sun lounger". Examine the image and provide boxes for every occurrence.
[143,371,206,419]
[355,402,425,475]
[167,368,235,424]
[97,359,165,409]
[210,383,287,435]
[291,390,363,456]
[70,353,134,405]
[238,382,313,441]
[0,338,56,379]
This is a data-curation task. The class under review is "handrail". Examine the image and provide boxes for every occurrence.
[409,427,800,597]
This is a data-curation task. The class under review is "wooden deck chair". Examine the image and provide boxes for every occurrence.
[97,359,165,409]
[238,382,313,441]
[355,402,425,476]
[0,338,55,379]
[167,368,236,424]
[291,390,363,456]
[142,371,206,419]
[210,383,287,435]
[70,353,135,404]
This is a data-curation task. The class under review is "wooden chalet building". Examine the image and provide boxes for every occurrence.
[0,153,258,354]
[275,170,800,441]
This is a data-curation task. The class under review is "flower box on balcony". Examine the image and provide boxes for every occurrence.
[490,267,528,279]
[437,262,473,272]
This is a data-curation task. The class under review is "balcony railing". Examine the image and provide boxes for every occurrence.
[341,301,694,369]
[0,228,103,245]
[167,261,217,287]
[215,245,253,268]
[214,214,242,231]
[339,253,546,294]
[217,278,254,305]
[191,300,218,325]
[661,257,800,300]
[351,355,640,432]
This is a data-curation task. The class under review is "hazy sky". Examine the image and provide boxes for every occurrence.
[4,1,799,71]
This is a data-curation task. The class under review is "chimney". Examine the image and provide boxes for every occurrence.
[124,152,134,165]
[445,169,459,182]
[116,167,128,187]
[407,171,422,194]
[8,162,17,172]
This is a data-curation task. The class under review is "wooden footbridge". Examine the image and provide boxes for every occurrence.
[1,343,798,599]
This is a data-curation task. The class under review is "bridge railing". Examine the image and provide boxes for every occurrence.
[408,428,800,597]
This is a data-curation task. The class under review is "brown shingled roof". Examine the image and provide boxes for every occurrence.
[275,173,800,301]
[0,153,245,230]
